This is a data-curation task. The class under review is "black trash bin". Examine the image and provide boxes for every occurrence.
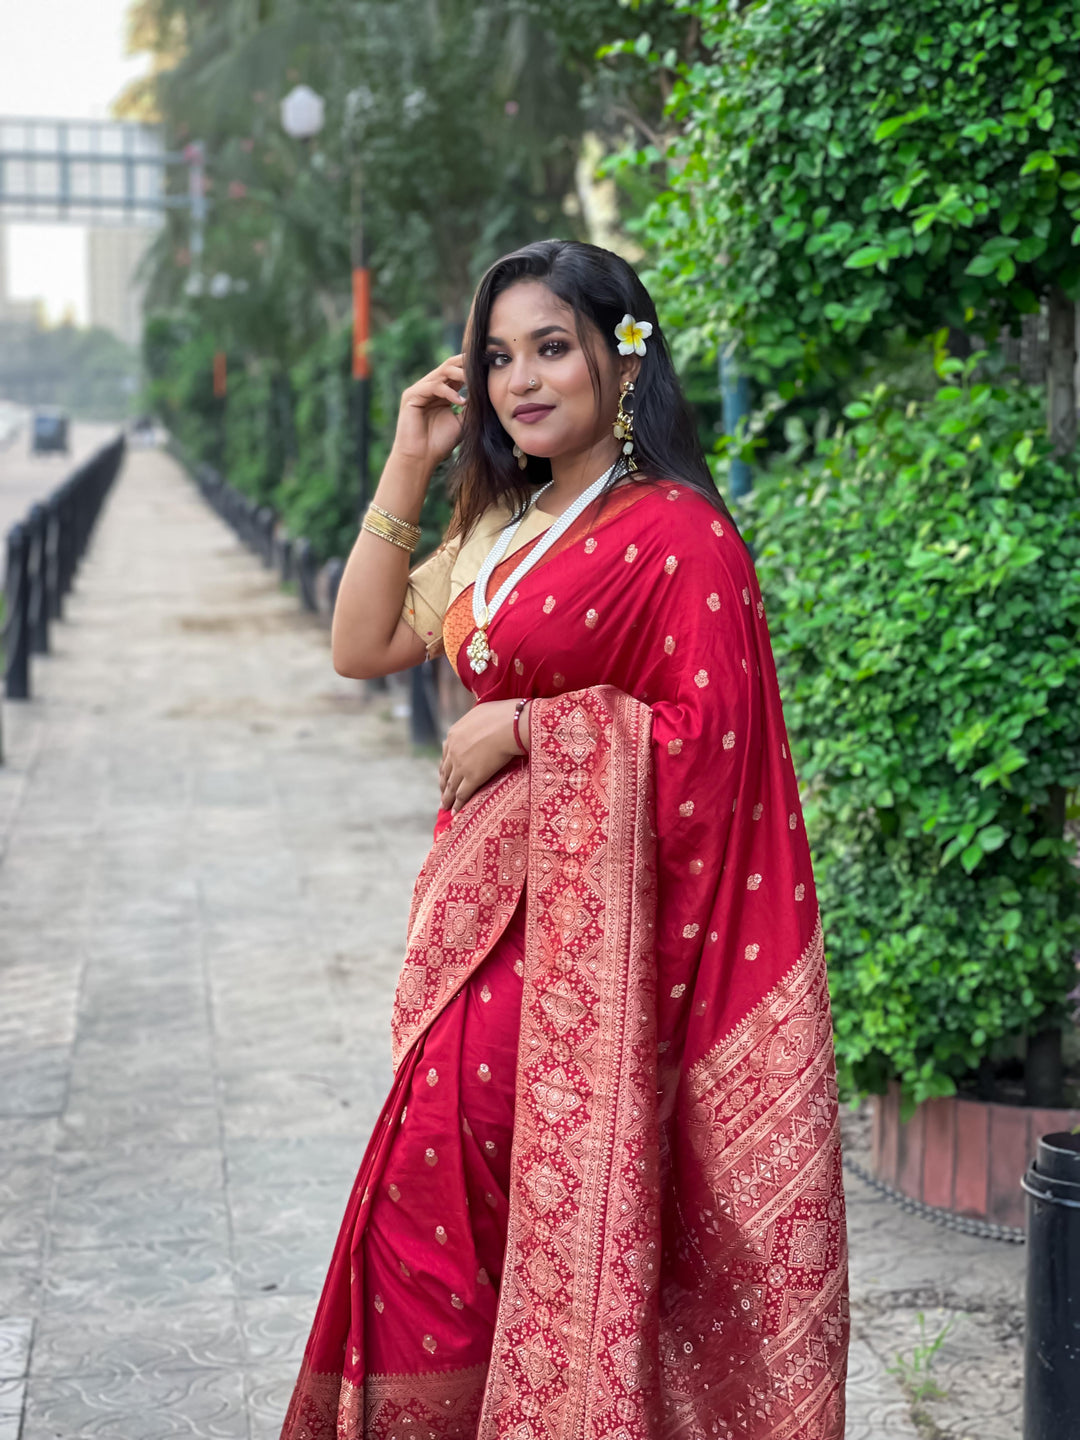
[1022,1130,1080,1439]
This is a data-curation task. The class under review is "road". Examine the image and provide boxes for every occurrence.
[0,417,123,585]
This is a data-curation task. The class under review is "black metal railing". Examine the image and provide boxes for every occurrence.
[189,460,440,743]
[193,464,325,610]
[3,434,125,703]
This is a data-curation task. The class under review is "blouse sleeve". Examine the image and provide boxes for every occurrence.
[402,540,459,657]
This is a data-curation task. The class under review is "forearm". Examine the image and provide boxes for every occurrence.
[330,448,433,676]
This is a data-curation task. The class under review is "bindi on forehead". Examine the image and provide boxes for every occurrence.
[486,324,573,347]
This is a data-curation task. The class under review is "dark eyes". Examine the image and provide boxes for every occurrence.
[482,340,569,368]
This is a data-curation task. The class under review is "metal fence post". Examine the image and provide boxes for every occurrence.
[277,535,293,583]
[45,494,62,620]
[409,660,440,749]
[26,502,49,655]
[1022,1131,1080,1438]
[325,558,345,617]
[257,506,275,565]
[57,480,74,599]
[296,539,318,612]
[4,523,30,699]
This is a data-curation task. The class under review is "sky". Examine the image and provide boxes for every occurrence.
[0,0,152,323]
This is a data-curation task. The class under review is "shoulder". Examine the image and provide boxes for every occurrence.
[630,478,745,560]
[616,479,757,612]
[449,501,515,575]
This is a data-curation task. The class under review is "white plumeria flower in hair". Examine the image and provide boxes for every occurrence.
[615,313,653,357]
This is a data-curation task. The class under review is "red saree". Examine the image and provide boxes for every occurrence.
[281,481,848,1440]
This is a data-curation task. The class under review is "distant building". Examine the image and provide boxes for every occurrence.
[0,223,41,327]
[87,226,152,349]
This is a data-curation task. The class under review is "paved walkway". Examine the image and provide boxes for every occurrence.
[0,449,1026,1439]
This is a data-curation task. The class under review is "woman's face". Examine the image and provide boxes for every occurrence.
[483,280,634,463]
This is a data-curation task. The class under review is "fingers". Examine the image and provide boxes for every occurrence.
[439,755,460,810]
[434,359,465,387]
[439,362,466,405]
[440,762,475,813]
[407,378,467,411]
[451,777,476,813]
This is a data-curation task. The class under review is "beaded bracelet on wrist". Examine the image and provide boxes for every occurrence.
[512,698,528,756]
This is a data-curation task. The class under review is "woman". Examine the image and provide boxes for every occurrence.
[281,240,848,1440]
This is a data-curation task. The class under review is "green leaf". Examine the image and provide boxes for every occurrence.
[845,245,887,269]
[977,824,1007,853]
[873,104,930,143]
[960,841,984,874]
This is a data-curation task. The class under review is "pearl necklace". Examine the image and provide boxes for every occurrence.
[466,462,618,675]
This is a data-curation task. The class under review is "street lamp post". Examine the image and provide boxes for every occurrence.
[182,141,207,299]
[280,83,370,516]
[349,151,371,515]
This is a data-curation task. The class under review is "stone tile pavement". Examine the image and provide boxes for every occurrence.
[0,449,1027,1438]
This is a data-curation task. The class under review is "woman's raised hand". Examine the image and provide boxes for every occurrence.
[392,353,468,472]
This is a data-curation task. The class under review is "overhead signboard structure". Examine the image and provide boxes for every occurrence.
[0,117,210,321]
[0,117,183,227]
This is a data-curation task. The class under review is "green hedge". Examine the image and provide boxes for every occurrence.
[143,316,223,470]
[745,345,1080,1104]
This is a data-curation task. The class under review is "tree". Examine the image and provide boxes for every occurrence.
[121,0,601,352]
[123,0,690,554]
[0,321,137,417]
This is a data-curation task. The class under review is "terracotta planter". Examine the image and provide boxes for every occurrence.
[871,1083,1080,1229]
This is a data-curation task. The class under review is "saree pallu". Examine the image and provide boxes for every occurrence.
[282,482,848,1440]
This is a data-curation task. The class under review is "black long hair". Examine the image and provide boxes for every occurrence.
[446,238,730,543]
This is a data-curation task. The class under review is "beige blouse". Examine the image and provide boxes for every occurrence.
[403,504,555,658]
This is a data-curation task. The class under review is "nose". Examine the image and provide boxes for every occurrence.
[505,354,535,395]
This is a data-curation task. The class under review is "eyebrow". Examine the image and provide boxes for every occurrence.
[485,325,572,346]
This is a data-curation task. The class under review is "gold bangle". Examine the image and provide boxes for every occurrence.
[368,502,421,544]
[363,505,420,545]
[363,515,415,551]
[362,511,418,552]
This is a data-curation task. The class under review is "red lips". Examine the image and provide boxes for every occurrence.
[512,403,555,420]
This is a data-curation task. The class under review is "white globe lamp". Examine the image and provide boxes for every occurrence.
[280,84,326,141]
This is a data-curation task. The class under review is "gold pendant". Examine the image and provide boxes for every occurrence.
[467,626,491,674]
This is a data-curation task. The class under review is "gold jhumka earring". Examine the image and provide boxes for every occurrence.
[613,380,637,471]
